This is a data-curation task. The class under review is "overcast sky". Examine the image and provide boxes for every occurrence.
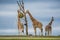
[0,0,60,36]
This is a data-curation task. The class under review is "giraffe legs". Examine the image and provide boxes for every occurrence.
[41,28,43,36]
[49,30,52,36]
[18,24,20,35]
[18,30,20,35]
[45,31,47,36]
[18,26,20,35]
[45,29,52,36]
[50,29,52,36]
[34,27,36,36]
[48,30,52,36]
[45,31,48,36]
[48,31,49,36]
[48,30,51,36]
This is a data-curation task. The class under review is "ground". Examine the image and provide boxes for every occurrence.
[0,35,60,40]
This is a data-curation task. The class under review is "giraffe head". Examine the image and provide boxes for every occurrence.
[52,17,54,22]
[26,10,29,14]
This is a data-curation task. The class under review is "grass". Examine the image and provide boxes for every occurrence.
[0,39,60,40]
[0,35,60,40]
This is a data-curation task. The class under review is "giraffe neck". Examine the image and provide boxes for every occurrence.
[18,18,20,21]
[27,11,35,21]
[48,20,53,25]
[18,11,21,22]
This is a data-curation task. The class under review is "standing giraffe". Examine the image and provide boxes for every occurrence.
[45,17,54,36]
[17,10,24,34]
[17,0,28,35]
[26,10,43,36]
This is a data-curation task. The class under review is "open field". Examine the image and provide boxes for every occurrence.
[0,35,60,40]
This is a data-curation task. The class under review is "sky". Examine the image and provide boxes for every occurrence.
[0,0,60,36]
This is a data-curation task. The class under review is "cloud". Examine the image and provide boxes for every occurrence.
[52,26,60,36]
[25,2,60,18]
[0,4,18,17]
[0,29,18,33]
[0,29,18,35]
[0,1,60,18]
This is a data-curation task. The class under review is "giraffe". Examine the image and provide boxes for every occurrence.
[45,17,54,36]
[26,10,43,36]
[17,10,24,34]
